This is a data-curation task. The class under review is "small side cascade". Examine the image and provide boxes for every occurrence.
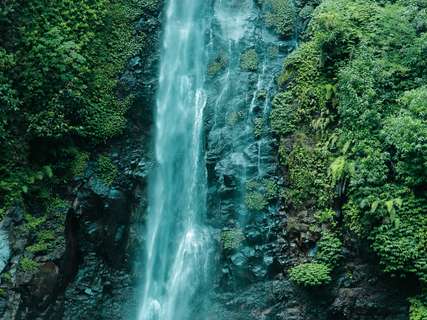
[205,0,297,286]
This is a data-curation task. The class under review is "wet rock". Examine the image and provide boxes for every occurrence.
[230,252,247,267]
[30,262,60,304]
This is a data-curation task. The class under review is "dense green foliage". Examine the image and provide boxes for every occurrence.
[0,0,151,275]
[289,262,332,287]
[272,0,427,299]
[0,1,147,218]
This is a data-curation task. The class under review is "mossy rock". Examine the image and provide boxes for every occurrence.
[240,49,258,72]
[245,191,267,211]
[95,155,118,186]
[19,257,39,272]
[208,53,228,76]
[221,229,245,250]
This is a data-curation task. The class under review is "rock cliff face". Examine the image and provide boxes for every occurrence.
[0,2,162,319]
[203,1,410,319]
[0,1,412,319]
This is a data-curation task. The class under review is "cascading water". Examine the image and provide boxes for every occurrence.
[138,0,296,318]
[138,1,212,319]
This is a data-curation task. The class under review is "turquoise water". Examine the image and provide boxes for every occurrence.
[138,1,212,319]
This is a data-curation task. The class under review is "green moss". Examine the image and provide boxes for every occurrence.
[70,151,90,177]
[264,178,279,201]
[221,229,245,250]
[272,0,427,294]
[95,155,118,186]
[24,213,46,231]
[227,111,243,126]
[254,117,264,138]
[245,191,268,211]
[289,262,332,287]
[0,0,146,217]
[1,272,12,284]
[371,197,427,282]
[208,53,228,76]
[240,49,258,72]
[315,209,337,225]
[19,257,39,272]
[37,230,55,242]
[26,242,49,254]
[246,180,260,191]
[0,288,6,298]
[265,0,297,38]
[47,197,70,217]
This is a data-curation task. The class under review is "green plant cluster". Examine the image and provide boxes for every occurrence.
[95,155,118,186]
[315,231,342,267]
[281,135,333,210]
[19,257,39,273]
[19,196,69,263]
[221,229,245,250]
[240,49,259,72]
[272,0,427,296]
[289,262,331,287]
[245,191,268,211]
[245,178,279,211]
[208,53,228,76]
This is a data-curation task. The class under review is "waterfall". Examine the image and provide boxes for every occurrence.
[138,1,212,319]
[137,0,293,318]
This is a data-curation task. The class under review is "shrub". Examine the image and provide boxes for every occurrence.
[271,91,298,135]
[289,262,332,287]
[26,242,49,254]
[315,208,336,225]
[316,232,342,267]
